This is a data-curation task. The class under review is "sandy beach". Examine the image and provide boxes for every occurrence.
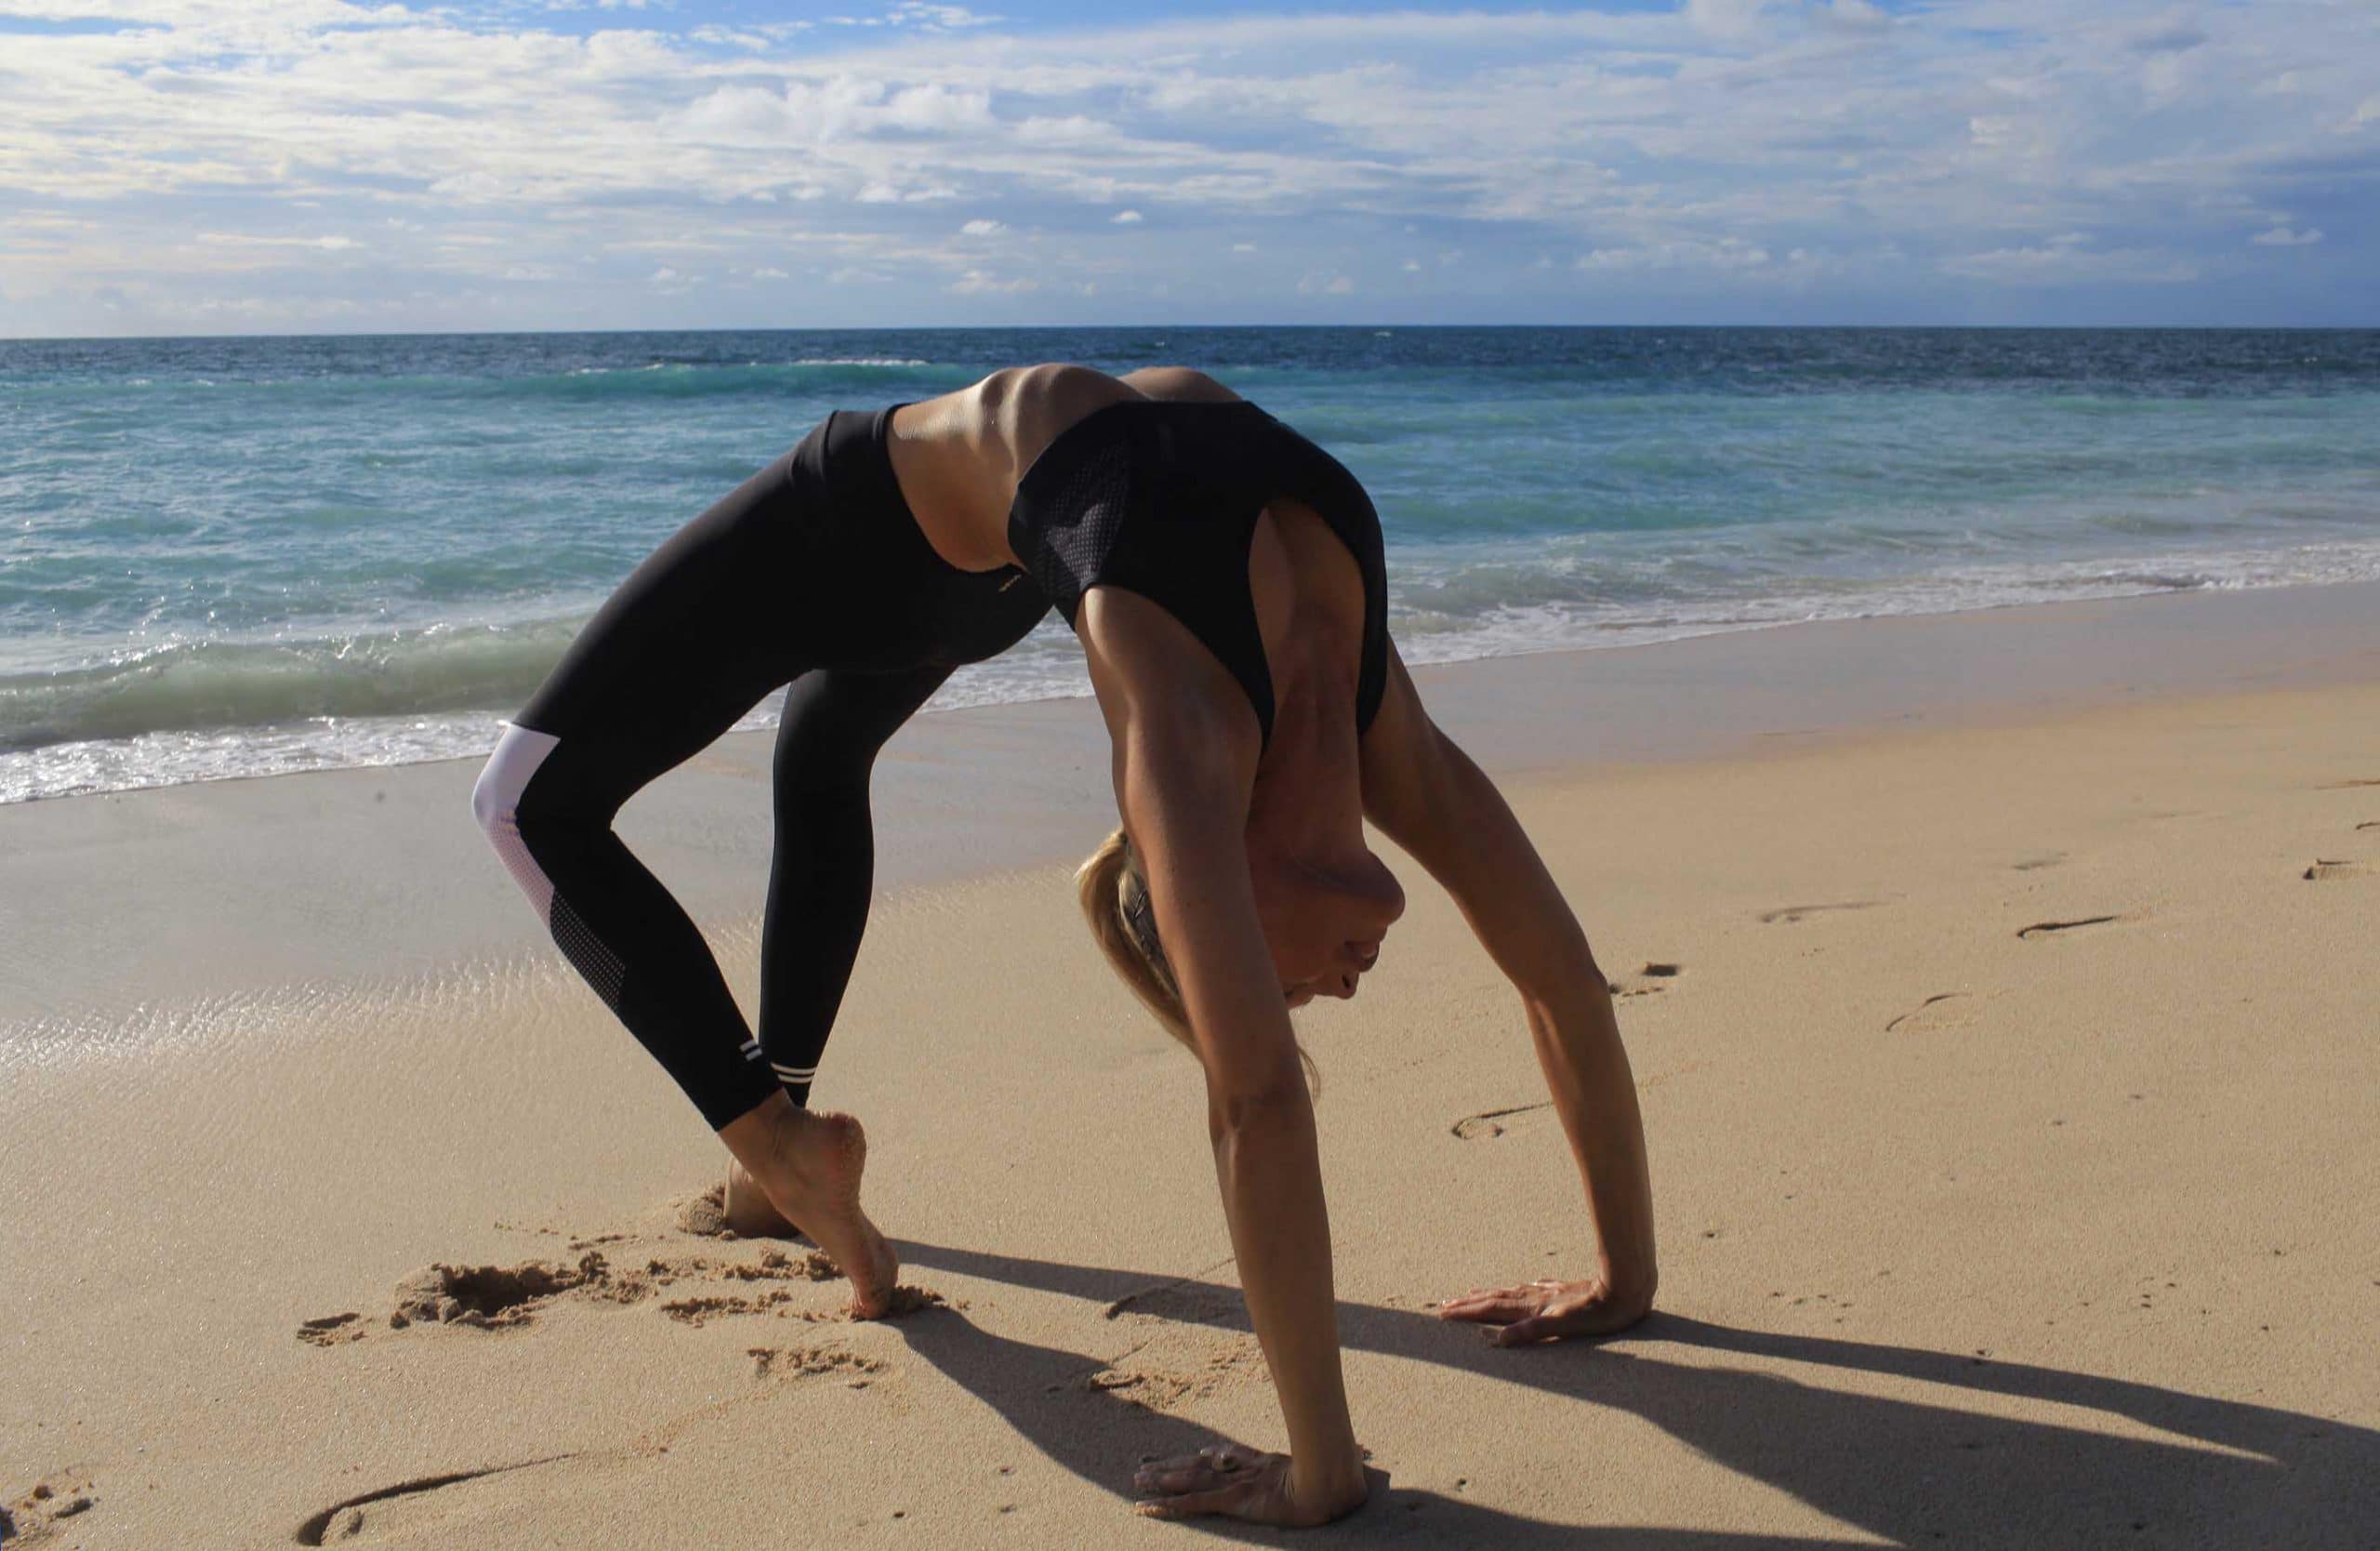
[6,584,2378,1548]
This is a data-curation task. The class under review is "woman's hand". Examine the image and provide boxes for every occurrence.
[1436,1273,1653,1346]
[1133,1444,1368,1527]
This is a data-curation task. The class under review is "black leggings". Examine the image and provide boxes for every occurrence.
[469,407,1046,1129]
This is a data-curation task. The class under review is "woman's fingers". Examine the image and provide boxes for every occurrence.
[1436,1285,1530,1312]
[1134,1483,1253,1521]
[1132,1445,1263,1498]
[1436,1284,1547,1323]
[1131,1447,1296,1524]
[1441,1276,1645,1344]
[1132,1457,1227,1495]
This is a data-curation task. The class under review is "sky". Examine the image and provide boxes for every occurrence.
[1,0,2373,336]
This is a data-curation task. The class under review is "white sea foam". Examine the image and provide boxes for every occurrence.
[10,540,2380,803]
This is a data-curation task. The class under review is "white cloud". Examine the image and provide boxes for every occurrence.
[854,180,959,204]
[1110,209,1144,224]
[1940,232,2200,285]
[1297,272,1355,295]
[1580,237,1772,272]
[0,0,2373,330]
[945,269,1037,294]
[1013,115,1115,146]
[195,232,362,251]
[887,3,1000,29]
[959,218,1006,235]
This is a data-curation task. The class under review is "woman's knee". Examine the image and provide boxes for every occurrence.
[472,723,568,908]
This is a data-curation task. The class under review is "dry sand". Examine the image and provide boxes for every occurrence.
[4,587,2377,1548]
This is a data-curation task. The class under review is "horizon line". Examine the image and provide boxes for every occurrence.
[8,320,2380,346]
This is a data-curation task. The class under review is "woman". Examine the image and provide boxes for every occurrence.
[469,364,1657,1528]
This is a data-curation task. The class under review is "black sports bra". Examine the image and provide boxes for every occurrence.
[1006,398,1389,750]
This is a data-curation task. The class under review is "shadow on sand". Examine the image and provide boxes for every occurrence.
[891,1239,2375,1546]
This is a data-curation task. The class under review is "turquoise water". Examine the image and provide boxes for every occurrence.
[4,326,2377,802]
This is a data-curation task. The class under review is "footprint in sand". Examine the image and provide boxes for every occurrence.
[297,1233,944,1346]
[7,1475,99,1541]
[2303,859,2370,882]
[2016,914,2122,940]
[654,1253,870,1326]
[2316,777,2380,789]
[1757,902,1883,925]
[1606,961,1683,999]
[385,1255,615,1331]
[297,1312,367,1347]
[747,1345,891,1384]
[2012,852,2066,872]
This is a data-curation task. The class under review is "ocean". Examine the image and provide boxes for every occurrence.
[4,325,2377,802]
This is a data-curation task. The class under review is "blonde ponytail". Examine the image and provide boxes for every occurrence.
[1077,828,1191,1045]
[1075,828,1319,1096]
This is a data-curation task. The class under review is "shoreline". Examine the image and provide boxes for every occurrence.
[5,576,2377,1029]
[13,567,2380,806]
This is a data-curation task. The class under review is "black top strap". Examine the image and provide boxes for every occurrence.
[1007,399,1388,751]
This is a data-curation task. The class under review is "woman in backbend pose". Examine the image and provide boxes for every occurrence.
[469,364,1657,1528]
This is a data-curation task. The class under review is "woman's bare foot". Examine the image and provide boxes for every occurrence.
[722,1157,801,1239]
[720,1097,897,1319]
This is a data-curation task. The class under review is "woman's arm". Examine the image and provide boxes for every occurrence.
[1081,588,1368,1524]
[1359,645,1658,1339]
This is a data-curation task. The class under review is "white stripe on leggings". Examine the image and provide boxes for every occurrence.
[471,722,563,917]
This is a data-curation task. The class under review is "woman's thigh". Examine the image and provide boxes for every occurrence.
[512,453,807,788]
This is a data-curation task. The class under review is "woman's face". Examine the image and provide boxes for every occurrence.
[1249,844,1406,1007]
